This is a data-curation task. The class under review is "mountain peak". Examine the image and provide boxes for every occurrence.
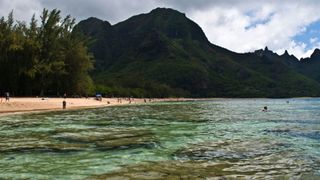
[311,48,320,59]
[86,17,102,22]
[283,50,289,56]
[150,7,186,16]
[280,50,299,64]
[254,46,277,57]
[114,7,208,43]
[75,17,112,37]
[82,17,111,27]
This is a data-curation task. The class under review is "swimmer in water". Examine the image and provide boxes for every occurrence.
[262,106,268,112]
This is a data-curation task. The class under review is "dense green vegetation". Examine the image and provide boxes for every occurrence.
[1,7,320,98]
[0,9,94,96]
[76,8,320,98]
[296,49,320,83]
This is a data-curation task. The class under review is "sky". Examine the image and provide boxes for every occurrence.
[1,0,320,59]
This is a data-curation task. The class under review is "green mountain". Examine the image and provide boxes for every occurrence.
[75,8,320,98]
[297,49,320,83]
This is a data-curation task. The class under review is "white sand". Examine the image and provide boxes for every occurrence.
[0,97,185,116]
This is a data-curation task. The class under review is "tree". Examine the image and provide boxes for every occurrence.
[0,9,94,96]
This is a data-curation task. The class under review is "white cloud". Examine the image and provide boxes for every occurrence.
[310,37,318,44]
[0,0,42,22]
[39,0,160,24]
[187,1,320,58]
[1,0,320,58]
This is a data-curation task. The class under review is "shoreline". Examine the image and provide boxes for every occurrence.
[1,97,317,117]
[0,97,194,117]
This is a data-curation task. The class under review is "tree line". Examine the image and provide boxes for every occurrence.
[0,9,94,97]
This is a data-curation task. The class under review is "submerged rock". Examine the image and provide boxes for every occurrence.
[0,127,158,153]
[53,128,158,150]
[166,140,320,178]
[0,135,89,153]
[95,136,157,150]
[89,161,234,179]
[264,128,320,141]
[263,128,291,134]
[89,146,320,179]
[89,159,320,179]
[174,140,290,161]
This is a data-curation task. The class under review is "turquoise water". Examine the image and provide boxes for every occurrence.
[0,98,319,179]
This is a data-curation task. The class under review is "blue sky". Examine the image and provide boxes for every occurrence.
[1,0,320,58]
[294,20,320,50]
[244,12,274,31]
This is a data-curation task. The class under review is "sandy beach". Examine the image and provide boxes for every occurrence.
[0,97,189,116]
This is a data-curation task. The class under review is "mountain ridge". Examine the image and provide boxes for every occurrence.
[75,7,320,98]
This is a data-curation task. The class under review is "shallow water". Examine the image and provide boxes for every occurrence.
[0,98,320,179]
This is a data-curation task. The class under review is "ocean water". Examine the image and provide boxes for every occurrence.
[0,98,319,179]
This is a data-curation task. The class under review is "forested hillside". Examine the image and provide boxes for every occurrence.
[76,8,320,98]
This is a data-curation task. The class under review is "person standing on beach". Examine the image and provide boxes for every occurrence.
[62,100,67,109]
[5,92,9,102]
[63,92,67,99]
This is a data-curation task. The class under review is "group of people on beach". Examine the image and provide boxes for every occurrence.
[0,91,273,113]
[116,97,154,104]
